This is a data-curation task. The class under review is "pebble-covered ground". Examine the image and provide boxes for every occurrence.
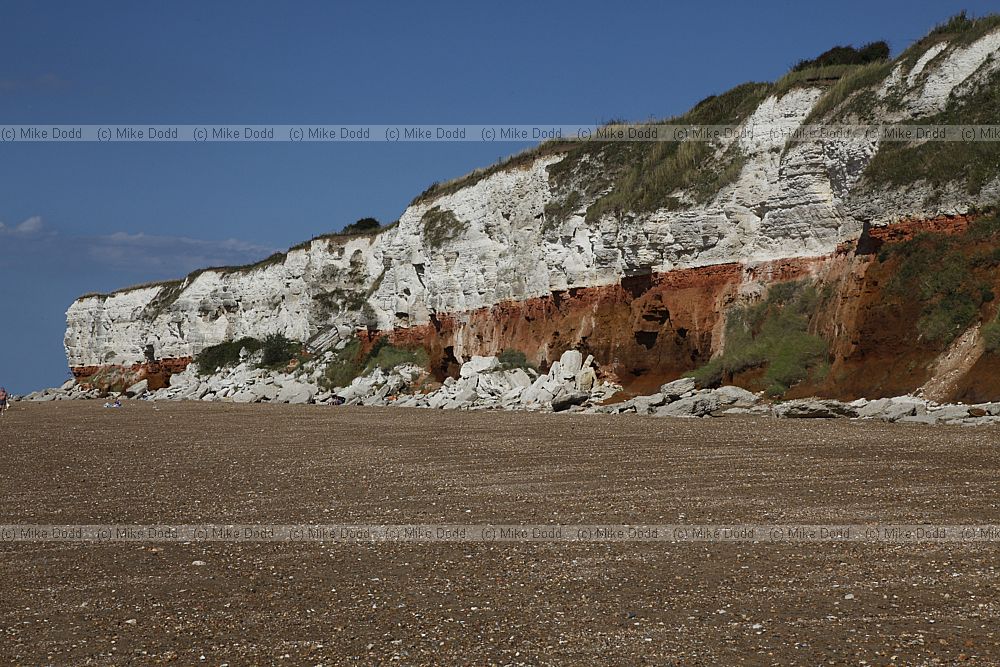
[1,402,999,665]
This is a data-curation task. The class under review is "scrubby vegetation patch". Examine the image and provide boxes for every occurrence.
[577,82,773,223]
[864,66,1000,195]
[879,210,1000,346]
[196,337,263,374]
[498,349,533,370]
[322,336,429,389]
[195,333,304,374]
[421,207,469,248]
[688,281,830,396]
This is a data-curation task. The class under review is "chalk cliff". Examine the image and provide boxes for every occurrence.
[65,17,1000,400]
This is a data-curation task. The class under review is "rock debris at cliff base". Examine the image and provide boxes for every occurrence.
[23,348,1000,427]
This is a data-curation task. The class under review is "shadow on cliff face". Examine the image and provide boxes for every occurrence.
[388,266,740,396]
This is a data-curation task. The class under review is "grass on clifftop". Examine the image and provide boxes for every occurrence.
[821,13,1000,193]
[898,12,1000,71]
[688,281,830,397]
[771,41,889,102]
[792,42,890,72]
[83,218,395,304]
[801,60,895,123]
[407,16,997,224]
[571,82,773,224]
[411,142,573,206]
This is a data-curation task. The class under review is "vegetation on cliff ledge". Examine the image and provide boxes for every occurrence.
[196,334,303,375]
[689,281,830,397]
[498,348,533,371]
[905,12,1000,65]
[196,337,261,374]
[411,15,999,227]
[982,317,1000,353]
[546,82,774,226]
[859,13,1000,193]
[322,336,429,390]
[864,69,1000,196]
[340,217,382,235]
[879,209,1000,346]
[421,206,469,248]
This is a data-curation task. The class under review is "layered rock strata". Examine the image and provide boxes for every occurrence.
[64,24,1000,401]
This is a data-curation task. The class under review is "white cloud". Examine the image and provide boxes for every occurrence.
[15,216,44,234]
[0,215,46,236]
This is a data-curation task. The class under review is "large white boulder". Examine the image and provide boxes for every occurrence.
[460,356,500,378]
[575,367,597,392]
[660,377,696,400]
[558,350,583,378]
[277,382,314,404]
[712,386,760,407]
[506,368,533,388]
[656,393,720,418]
[125,379,148,396]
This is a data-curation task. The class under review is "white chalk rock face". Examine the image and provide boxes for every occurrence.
[902,31,1000,117]
[65,27,1000,369]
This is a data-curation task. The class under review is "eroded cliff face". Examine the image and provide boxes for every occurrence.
[65,24,1000,399]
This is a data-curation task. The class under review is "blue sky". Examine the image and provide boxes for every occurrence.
[1,0,995,393]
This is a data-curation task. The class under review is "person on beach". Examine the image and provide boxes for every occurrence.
[0,386,9,417]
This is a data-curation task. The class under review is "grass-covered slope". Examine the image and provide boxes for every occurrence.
[864,68,1000,195]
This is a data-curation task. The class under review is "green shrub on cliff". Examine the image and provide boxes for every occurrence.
[791,42,890,72]
[196,334,305,374]
[365,336,428,373]
[322,338,364,389]
[982,317,1000,354]
[260,334,301,368]
[498,349,532,370]
[688,280,829,396]
[421,207,469,248]
[321,336,429,390]
[341,217,381,235]
[881,212,1000,346]
[196,337,262,375]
